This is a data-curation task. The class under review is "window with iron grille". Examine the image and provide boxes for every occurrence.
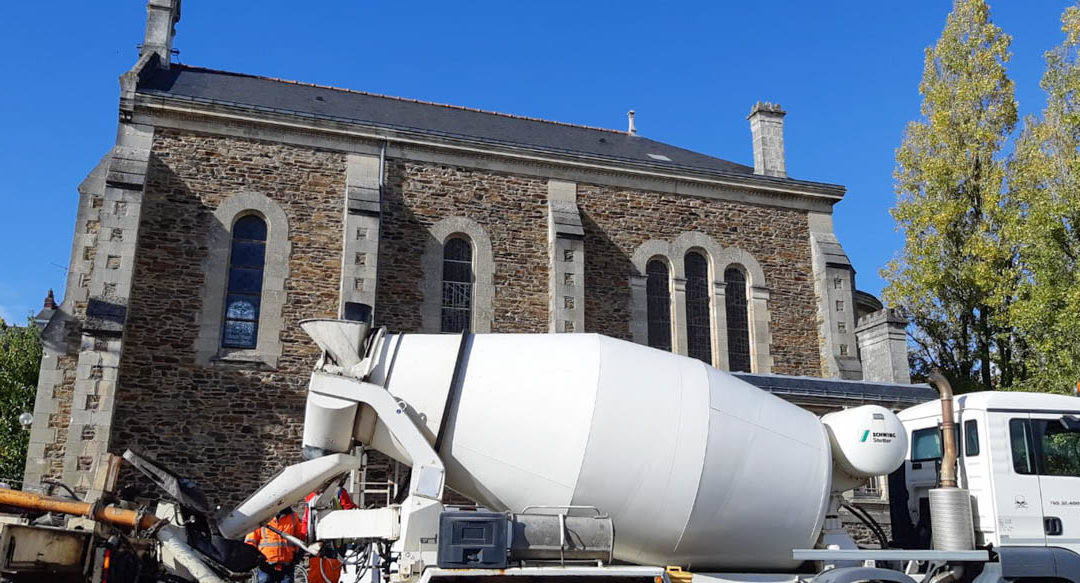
[441,237,473,333]
[222,215,267,349]
[645,260,672,351]
[854,476,882,498]
[725,267,751,372]
[685,252,712,364]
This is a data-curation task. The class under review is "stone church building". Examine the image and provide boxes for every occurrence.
[24,0,926,508]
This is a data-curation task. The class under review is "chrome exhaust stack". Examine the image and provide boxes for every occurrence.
[927,370,975,552]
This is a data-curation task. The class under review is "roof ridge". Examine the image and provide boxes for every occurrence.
[174,64,628,136]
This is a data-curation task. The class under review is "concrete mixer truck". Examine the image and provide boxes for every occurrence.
[215,318,1080,583]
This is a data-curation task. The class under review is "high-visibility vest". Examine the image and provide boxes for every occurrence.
[244,512,304,565]
[305,489,357,582]
[303,488,357,540]
[308,556,344,583]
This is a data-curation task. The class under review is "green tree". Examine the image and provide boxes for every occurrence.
[884,0,1019,392]
[0,318,42,482]
[1005,3,1080,394]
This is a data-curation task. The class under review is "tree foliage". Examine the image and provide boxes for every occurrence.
[0,319,42,482]
[885,0,1019,392]
[1004,4,1080,394]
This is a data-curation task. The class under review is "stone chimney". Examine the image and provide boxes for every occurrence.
[747,101,786,178]
[141,0,182,67]
[855,308,911,384]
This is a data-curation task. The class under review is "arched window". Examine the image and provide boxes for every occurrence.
[645,259,672,351]
[685,252,712,364]
[222,215,267,348]
[725,267,752,372]
[441,237,473,333]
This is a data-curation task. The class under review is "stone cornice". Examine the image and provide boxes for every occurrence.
[132,93,846,213]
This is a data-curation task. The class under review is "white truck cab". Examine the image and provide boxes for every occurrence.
[895,391,1080,560]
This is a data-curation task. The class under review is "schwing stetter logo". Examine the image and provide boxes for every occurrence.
[860,429,896,444]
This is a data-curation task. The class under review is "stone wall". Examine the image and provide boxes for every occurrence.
[40,352,77,480]
[95,133,825,506]
[376,160,549,333]
[110,129,345,506]
[577,184,822,376]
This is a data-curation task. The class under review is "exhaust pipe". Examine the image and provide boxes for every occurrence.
[926,369,974,551]
[928,370,958,488]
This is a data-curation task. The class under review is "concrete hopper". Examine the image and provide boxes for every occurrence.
[300,318,369,369]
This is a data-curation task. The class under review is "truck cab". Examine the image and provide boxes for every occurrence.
[894,392,1080,557]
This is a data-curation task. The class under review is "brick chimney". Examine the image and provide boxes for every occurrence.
[34,289,58,330]
[141,0,182,67]
[747,101,786,178]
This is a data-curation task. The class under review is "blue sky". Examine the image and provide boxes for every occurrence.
[0,1,1067,323]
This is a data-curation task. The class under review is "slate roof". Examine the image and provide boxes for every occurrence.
[733,372,936,407]
[136,65,843,193]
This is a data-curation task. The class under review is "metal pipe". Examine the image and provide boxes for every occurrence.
[928,564,964,583]
[928,369,958,488]
[0,489,229,583]
[156,524,228,583]
[265,523,322,557]
[0,488,159,531]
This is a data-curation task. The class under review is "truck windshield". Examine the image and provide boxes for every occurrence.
[1009,417,1080,477]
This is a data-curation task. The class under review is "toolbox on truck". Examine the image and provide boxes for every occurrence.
[437,512,509,569]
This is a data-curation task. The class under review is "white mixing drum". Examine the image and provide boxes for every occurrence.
[326,333,834,570]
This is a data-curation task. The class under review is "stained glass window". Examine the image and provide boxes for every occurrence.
[222,215,266,348]
[645,260,672,351]
[441,237,473,333]
[685,252,712,364]
[725,267,751,372]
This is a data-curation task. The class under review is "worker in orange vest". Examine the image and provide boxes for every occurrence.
[304,487,357,583]
[245,506,305,583]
